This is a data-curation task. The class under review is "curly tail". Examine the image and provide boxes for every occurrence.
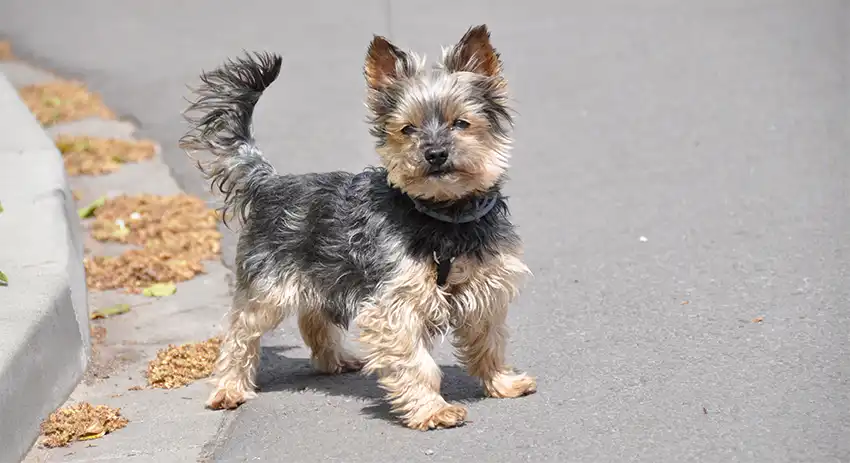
[179,51,282,226]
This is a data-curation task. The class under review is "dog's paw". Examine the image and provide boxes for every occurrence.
[407,403,468,431]
[313,352,364,375]
[206,387,257,410]
[485,372,537,399]
[338,356,365,373]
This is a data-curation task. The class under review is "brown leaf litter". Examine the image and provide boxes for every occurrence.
[85,248,206,293]
[90,325,107,345]
[55,135,157,176]
[0,40,14,60]
[18,80,115,126]
[83,194,221,293]
[146,337,222,389]
[89,194,220,257]
[40,402,128,448]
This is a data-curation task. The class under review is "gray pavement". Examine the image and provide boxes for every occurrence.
[2,1,849,461]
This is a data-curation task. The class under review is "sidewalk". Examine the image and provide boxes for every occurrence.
[0,42,238,462]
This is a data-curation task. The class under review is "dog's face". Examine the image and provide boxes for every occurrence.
[365,25,513,202]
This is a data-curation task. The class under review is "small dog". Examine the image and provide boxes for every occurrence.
[179,24,536,430]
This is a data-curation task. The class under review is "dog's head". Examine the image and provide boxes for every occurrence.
[365,25,513,202]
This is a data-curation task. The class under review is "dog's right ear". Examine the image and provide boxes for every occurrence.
[365,36,411,89]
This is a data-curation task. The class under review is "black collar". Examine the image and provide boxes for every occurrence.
[403,191,503,287]
[409,193,500,224]
[407,192,500,287]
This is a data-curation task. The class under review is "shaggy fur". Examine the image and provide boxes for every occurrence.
[179,24,535,430]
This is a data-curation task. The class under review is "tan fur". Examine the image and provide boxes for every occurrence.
[356,248,533,430]
[206,273,310,409]
[376,74,511,202]
[298,307,363,374]
[356,256,451,429]
[207,247,534,424]
[366,27,511,203]
[450,248,536,398]
[379,133,509,203]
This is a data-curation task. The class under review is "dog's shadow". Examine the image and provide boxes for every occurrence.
[256,345,486,425]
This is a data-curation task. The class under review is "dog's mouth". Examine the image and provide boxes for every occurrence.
[426,165,455,177]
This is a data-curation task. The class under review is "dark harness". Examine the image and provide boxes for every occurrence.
[409,194,500,287]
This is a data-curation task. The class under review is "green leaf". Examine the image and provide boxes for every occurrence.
[77,195,107,219]
[0,200,4,214]
[0,270,7,286]
[90,303,131,319]
[142,283,176,297]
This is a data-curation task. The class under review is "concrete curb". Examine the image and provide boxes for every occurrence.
[0,72,90,463]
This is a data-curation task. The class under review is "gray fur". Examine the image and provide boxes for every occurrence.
[179,52,281,226]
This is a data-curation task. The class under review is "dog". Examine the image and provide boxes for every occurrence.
[179,24,536,431]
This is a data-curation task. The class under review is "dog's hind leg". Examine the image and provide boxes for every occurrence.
[298,307,363,374]
[206,283,295,410]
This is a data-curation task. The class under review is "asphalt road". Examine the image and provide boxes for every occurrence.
[3,1,849,461]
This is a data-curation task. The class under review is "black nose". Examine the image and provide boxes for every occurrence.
[424,148,448,166]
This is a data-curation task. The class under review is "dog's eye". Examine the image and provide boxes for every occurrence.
[452,119,470,130]
[401,125,416,136]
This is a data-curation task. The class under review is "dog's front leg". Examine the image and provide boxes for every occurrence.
[357,303,466,430]
[452,301,537,399]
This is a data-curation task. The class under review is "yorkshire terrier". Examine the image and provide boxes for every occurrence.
[179,24,536,430]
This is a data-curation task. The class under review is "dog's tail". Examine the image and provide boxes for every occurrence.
[179,51,282,225]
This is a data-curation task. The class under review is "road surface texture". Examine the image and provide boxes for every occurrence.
[2,1,848,462]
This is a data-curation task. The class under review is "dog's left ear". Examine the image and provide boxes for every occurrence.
[442,24,502,77]
[365,35,412,89]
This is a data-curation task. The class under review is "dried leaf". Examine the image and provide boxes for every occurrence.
[752,316,764,323]
[110,222,130,239]
[90,304,130,320]
[90,325,107,344]
[55,135,157,176]
[90,194,220,256]
[83,194,221,293]
[78,428,106,441]
[146,337,221,388]
[84,250,205,293]
[40,402,128,448]
[18,81,115,126]
[0,270,7,286]
[78,196,106,218]
[142,282,176,297]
